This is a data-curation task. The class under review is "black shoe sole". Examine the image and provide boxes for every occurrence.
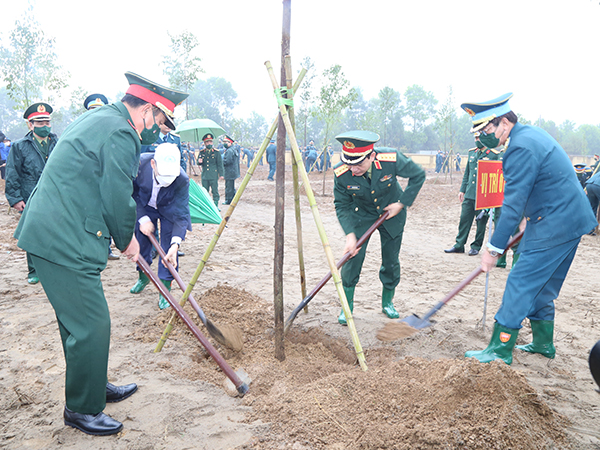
[106,385,138,403]
[64,420,123,436]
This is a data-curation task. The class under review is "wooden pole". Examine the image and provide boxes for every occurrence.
[285,56,308,313]
[265,60,367,371]
[273,0,291,362]
[154,70,308,352]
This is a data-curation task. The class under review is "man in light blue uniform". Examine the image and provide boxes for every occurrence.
[462,93,597,365]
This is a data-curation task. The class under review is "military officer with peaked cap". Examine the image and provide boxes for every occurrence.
[444,134,503,256]
[84,94,109,111]
[15,72,188,436]
[198,133,224,206]
[5,102,58,284]
[333,130,426,324]
[461,93,597,365]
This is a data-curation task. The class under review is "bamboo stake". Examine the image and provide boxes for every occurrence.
[285,55,308,312]
[155,68,308,352]
[265,60,367,371]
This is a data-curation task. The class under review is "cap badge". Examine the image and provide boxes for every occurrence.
[464,107,475,117]
[344,141,355,149]
[38,104,46,113]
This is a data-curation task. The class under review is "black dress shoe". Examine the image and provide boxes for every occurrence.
[64,407,123,436]
[468,249,479,256]
[444,247,465,254]
[106,382,138,403]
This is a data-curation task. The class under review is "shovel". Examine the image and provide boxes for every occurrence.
[148,233,243,352]
[284,211,390,334]
[400,230,524,330]
[136,256,250,396]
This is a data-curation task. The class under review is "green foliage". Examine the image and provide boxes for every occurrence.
[404,84,438,135]
[377,87,402,146]
[162,31,204,120]
[435,86,458,152]
[0,14,69,111]
[314,64,358,150]
[186,77,238,128]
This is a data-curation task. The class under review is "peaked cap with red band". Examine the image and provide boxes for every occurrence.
[24,102,53,121]
[335,130,380,165]
[223,134,234,143]
[124,71,188,130]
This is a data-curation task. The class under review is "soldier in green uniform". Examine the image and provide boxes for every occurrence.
[444,134,503,256]
[222,134,239,205]
[333,131,426,324]
[198,133,224,206]
[5,102,58,284]
[14,72,188,436]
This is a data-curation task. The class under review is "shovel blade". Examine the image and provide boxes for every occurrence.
[401,314,432,330]
[223,368,252,398]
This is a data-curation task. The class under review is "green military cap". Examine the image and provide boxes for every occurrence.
[461,93,513,132]
[84,94,108,110]
[223,134,234,143]
[202,133,214,141]
[335,130,380,165]
[24,102,53,121]
[124,71,188,130]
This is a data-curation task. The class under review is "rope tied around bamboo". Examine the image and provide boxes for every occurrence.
[274,87,294,107]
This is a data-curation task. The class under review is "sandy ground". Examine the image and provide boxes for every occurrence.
[0,163,599,449]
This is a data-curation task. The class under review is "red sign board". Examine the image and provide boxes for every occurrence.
[475,160,505,210]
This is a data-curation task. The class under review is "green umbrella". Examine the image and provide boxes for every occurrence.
[176,119,226,143]
[189,180,222,224]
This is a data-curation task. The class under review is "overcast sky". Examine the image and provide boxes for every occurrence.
[3,0,600,128]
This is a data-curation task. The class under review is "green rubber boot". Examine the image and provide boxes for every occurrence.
[382,287,399,319]
[158,279,172,310]
[465,322,519,365]
[130,271,149,294]
[337,286,355,325]
[496,253,507,268]
[516,320,556,359]
[511,253,520,269]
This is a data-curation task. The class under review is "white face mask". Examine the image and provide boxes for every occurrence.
[155,174,176,187]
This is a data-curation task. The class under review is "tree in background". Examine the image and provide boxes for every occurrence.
[435,86,457,154]
[187,77,238,129]
[162,30,204,120]
[404,84,438,151]
[296,57,317,148]
[0,14,69,112]
[377,87,402,146]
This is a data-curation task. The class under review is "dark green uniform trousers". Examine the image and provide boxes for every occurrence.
[31,254,109,414]
[225,179,236,204]
[453,198,488,251]
[202,178,219,206]
[26,252,36,276]
[341,210,405,290]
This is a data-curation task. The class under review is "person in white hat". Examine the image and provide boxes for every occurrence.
[129,143,191,309]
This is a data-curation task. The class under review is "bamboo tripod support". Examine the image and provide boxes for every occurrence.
[154,68,308,353]
[265,60,367,371]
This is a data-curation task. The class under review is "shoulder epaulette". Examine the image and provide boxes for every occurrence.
[489,148,502,154]
[334,164,349,177]
[376,152,396,162]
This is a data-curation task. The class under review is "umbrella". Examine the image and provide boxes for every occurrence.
[189,180,222,224]
[175,119,226,143]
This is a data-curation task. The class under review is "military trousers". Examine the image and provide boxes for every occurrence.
[495,237,580,329]
[31,254,110,414]
[26,252,36,276]
[341,210,406,290]
[454,198,488,251]
[225,179,236,204]
[202,178,219,206]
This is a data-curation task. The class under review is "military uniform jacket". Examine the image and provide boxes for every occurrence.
[199,148,224,180]
[223,145,239,179]
[491,122,597,252]
[333,149,426,239]
[15,102,141,270]
[141,132,185,169]
[133,153,192,239]
[459,146,503,200]
[266,143,276,164]
[5,131,58,206]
